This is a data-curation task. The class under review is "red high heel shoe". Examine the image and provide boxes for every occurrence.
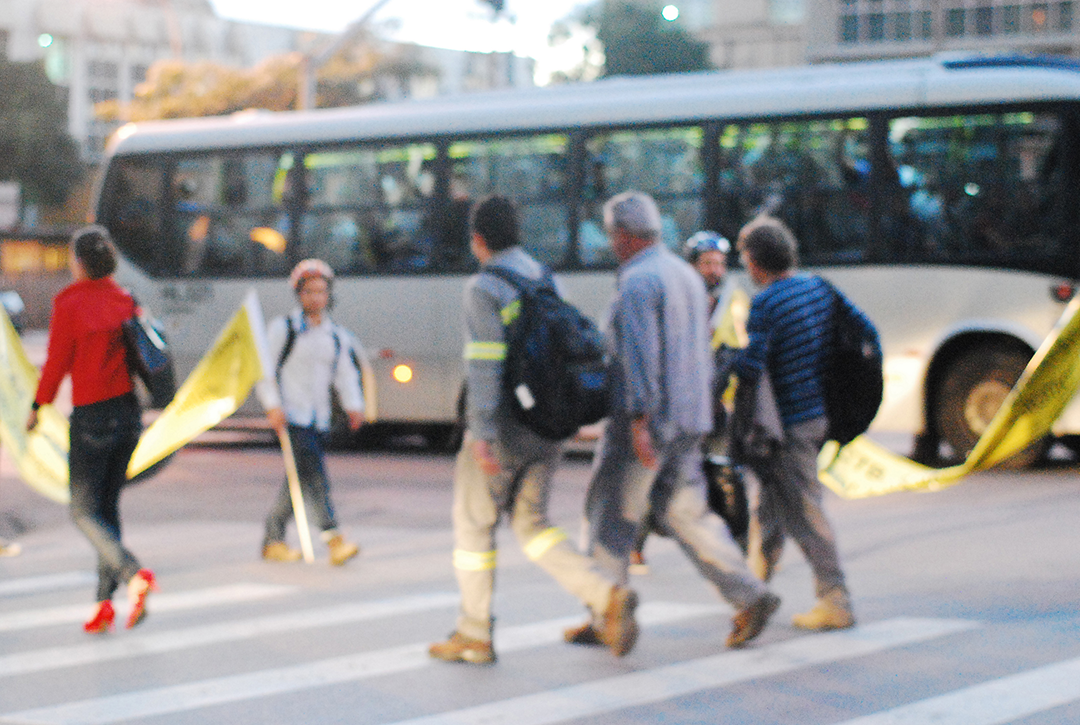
[126,569,157,629]
[84,600,115,634]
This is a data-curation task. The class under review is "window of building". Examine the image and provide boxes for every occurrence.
[837,0,1073,44]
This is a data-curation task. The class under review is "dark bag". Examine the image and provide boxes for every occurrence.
[730,368,784,464]
[703,454,749,552]
[819,278,883,445]
[485,266,610,441]
[122,312,177,409]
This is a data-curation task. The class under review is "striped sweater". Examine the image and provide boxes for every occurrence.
[734,273,832,428]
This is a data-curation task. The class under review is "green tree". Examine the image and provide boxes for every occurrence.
[549,0,713,81]
[96,30,438,122]
[0,59,83,206]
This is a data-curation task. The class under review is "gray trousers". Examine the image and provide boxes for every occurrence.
[751,416,849,600]
[450,431,616,641]
[585,417,767,610]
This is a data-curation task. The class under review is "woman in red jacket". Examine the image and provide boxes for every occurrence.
[26,226,155,634]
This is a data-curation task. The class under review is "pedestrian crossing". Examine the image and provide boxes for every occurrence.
[0,573,1077,725]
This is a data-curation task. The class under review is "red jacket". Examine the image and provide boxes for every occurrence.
[35,278,136,408]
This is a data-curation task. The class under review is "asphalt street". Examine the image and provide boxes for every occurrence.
[0,436,1078,725]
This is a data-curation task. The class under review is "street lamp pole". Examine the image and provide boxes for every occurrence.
[298,0,394,111]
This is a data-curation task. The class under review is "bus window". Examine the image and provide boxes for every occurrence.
[299,142,436,275]
[448,134,569,268]
[101,157,166,274]
[581,127,704,266]
[169,151,292,277]
[885,112,1073,274]
[716,118,871,265]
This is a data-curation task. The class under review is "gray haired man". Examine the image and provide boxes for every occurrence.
[566,191,780,652]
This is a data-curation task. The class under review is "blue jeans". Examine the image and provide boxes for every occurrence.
[263,425,338,545]
[68,393,143,602]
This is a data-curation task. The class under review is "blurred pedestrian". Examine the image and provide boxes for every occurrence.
[628,230,744,572]
[429,195,636,666]
[256,259,364,566]
[733,216,856,630]
[26,225,155,634]
[568,192,779,651]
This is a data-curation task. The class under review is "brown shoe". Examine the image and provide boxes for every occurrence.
[598,585,639,657]
[727,592,780,648]
[428,631,496,665]
[563,621,604,646]
[327,535,359,566]
[792,595,855,631]
[262,542,302,562]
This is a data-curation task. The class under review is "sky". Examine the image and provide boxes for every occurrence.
[208,0,594,83]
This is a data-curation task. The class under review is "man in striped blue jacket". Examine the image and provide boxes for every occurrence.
[733,216,856,631]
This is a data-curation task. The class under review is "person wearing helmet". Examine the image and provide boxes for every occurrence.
[256,259,365,566]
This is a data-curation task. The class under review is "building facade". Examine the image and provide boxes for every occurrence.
[0,0,533,163]
[806,0,1080,62]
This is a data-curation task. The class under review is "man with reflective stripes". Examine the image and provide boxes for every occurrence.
[429,195,637,666]
[566,191,780,651]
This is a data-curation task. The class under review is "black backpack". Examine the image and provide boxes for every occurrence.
[819,278,883,445]
[485,266,610,441]
[122,312,177,410]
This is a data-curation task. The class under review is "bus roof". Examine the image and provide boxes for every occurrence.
[106,54,1080,157]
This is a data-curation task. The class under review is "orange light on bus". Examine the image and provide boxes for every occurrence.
[392,364,413,383]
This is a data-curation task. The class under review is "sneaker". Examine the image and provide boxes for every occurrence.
[563,622,604,646]
[792,595,855,631]
[726,592,780,648]
[429,631,496,665]
[327,535,359,566]
[262,541,302,562]
[598,585,639,657]
[628,550,649,575]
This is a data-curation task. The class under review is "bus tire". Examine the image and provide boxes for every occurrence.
[933,344,1046,469]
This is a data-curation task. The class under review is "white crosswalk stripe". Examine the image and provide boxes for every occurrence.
[0,601,725,725]
[381,618,979,725]
[0,591,460,678]
[0,584,1077,725]
[833,655,1080,725]
[0,582,294,633]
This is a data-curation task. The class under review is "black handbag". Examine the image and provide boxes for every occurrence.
[122,312,177,409]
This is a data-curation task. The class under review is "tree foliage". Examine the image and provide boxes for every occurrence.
[549,0,712,82]
[0,59,83,206]
[96,33,438,122]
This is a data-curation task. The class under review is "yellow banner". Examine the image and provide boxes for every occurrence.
[0,306,69,503]
[820,294,1080,498]
[127,291,271,478]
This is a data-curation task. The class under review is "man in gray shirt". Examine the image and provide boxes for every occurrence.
[429,195,637,665]
[566,191,779,651]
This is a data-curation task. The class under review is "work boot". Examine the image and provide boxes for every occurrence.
[327,534,359,566]
[726,592,780,648]
[598,585,639,657]
[563,622,604,646]
[792,591,855,631]
[428,631,496,665]
[262,541,302,562]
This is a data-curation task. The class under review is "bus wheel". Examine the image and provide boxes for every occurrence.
[934,345,1046,469]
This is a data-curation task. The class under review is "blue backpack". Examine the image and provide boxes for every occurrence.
[485,266,610,441]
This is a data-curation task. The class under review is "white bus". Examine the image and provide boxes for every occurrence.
[94,54,1080,463]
